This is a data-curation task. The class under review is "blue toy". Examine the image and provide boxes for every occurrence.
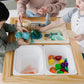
[22,32,29,40]
[46,13,51,26]
[49,31,64,40]
[15,32,29,40]
[15,32,22,38]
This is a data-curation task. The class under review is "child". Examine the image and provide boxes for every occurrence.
[17,0,67,25]
[0,2,29,73]
[36,0,84,59]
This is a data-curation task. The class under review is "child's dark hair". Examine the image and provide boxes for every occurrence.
[0,2,9,21]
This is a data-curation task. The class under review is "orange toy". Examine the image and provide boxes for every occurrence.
[48,55,55,60]
[50,67,56,73]
[64,71,68,74]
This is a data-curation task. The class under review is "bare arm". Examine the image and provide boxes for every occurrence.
[40,18,65,32]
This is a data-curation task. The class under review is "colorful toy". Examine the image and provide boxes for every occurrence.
[59,59,64,64]
[20,65,37,74]
[50,67,56,73]
[60,69,66,73]
[55,64,62,70]
[33,30,40,38]
[46,13,51,26]
[55,56,62,61]
[64,71,68,74]
[22,32,30,40]
[64,61,68,67]
[61,63,65,68]
[44,34,50,37]
[15,32,29,40]
[57,71,63,74]
[49,31,64,41]
[64,58,67,61]
[15,32,22,38]
[65,66,68,72]
[48,55,55,60]
[48,59,55,65]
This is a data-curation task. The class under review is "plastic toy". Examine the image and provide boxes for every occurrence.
[22,32,30,40]
[33,30,40,38]
[49,31,64,41]
[31,31,42,40]
[55,64,62,70]
[20,65,37,74]
[64,71,68,74]
[59,59,64,64]
[46,13,51,26]
[50,67,56,73]
[48,59,55,65]
[60,69,66,73]
[64,66,68,72]
[48,55,55,60]
[15,32,22,38]
[15,32,29,40]
[64,61,68,67]
[55,56,62,61]
[57,71,63,74]
[61,63,65,68]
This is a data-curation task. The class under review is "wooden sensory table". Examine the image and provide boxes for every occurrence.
[2,17,84,84]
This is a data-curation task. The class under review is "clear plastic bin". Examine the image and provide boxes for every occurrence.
[13,45,77,75]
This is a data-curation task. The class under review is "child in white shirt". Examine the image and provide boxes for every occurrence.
[36,0,84,59]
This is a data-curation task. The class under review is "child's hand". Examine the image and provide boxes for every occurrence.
[17,38,29,46]
[19,13,29,25]
[17,26,28,33]
[34,26,45,33]
[73,34,84,41]
[38,6,50,15]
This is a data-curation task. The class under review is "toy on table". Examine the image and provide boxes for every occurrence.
[20,65,37,74]
[15,32,29,40]
[48,54,69,74]
[49,31,64,40]
[46,13,51,26]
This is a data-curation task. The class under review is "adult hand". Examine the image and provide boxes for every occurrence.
[19,13,29,25]
[38,6,50,15]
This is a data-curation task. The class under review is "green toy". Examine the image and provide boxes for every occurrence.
[55,64,62,70]
[57,71,63,74]
[33,30,40,38]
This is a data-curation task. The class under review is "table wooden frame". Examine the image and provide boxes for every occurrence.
[2,17,84,84]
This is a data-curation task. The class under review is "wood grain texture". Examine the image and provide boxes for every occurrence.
[2,17,84,84]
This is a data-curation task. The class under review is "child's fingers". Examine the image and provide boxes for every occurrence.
[19,15,22,25]
[74,35,81,38]
[22,28,28,32]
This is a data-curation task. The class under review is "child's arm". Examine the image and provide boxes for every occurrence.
[0,39,18,56]
[0,38,29,56]
[3,23,28,33]
[38,0,67,16]
[36,18,65,32]
[73,34,84,41]
[17,0,29,15]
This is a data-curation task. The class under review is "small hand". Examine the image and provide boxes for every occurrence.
[17,38,29,45]
[34,26,47,33]
[73,34,84,41]
[17,26,28,33]
[38,6,50,15]
[19,13,29,25]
